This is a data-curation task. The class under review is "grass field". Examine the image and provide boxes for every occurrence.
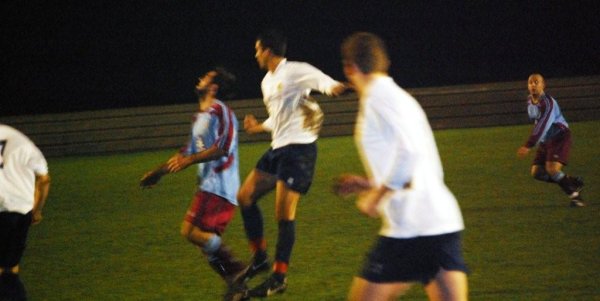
[21,121,600,300]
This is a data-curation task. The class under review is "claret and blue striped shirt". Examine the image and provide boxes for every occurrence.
[525,93,568,148]
[182,100,239,205]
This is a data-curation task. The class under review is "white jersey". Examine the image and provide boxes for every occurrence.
[355,76,464,238]
[0,124,48,214]
[261,59,340,149]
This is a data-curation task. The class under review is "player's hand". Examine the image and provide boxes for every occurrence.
[331,82,348,96]
[166,154,192,173]
[140,169,163,188]
[32,210,43,225]
[243,114,265,134]
[333,174,371,197]
[356,189,381,218]
[357,185,392,218]
[516,146,530,158]
[244,114,258,130]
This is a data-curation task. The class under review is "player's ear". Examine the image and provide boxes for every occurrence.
[343,61,359,77]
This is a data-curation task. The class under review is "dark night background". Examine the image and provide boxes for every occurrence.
[1,1,599,117]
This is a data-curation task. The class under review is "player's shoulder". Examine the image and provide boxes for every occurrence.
[207,100,236,120]
[286,60,319,72]
[0,125,34,146]
[0,124,20,138]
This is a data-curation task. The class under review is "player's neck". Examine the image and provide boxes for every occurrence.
[199,96,215,112]
[531,92,544,104]
[355,73,386,95]
[267,56,284,73]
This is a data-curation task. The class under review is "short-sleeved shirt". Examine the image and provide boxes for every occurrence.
[182,100,240,205]
[355,76,464,238]
[260,59,340,149]
[0,124,48,214]
[525,93,568,148]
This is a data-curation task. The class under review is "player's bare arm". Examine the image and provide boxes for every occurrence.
[333,173,371,197]
[166,145,227,173]
[32,173,51,225]
[356,185,391,218]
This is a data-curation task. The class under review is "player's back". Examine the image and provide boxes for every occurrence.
[0,124,48,212]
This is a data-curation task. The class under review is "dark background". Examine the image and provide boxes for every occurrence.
[2,1,599,117]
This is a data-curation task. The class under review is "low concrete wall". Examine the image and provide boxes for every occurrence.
[2,76,599,157]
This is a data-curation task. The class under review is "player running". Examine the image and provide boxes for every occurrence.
[516,73,585,207]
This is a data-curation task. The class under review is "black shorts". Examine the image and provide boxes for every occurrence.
[0,211,32,268]
[359,231,468,284]
[256,143,317,194]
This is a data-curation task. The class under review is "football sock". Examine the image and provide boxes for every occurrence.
[274,220,295,274]
[250,238,267,255]
[241,203,264,243]
[203,234,222,256]
[533,170,553,182]
[273,262,288,282]
[551,171,565,182]
[554,172,575,195]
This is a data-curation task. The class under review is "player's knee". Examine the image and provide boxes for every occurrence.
[180,223,193,241]
[530,165,541,177]
[545,166,560,176]
[237,189,253,207]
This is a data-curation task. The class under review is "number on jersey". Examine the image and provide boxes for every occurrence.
[0,140,6,168]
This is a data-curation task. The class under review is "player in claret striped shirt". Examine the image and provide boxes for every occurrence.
[140,68,246,288]
[516,73,585,207]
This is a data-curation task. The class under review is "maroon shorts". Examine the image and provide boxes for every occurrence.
[184,191,235,235]
[533,130,572,166]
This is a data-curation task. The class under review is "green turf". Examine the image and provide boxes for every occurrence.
[21,121,600,300]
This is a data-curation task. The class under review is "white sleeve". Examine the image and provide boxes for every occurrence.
[262,116,274,132]
[291,62,339,95]
[370,99,415,190]
[25,144,48,175]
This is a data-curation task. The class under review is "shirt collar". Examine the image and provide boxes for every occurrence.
[271,58,287,75]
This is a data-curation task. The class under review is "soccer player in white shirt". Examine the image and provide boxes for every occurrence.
[232,29,346,298]
[0,124,51,301]
[140,68,245,289]
[336,32,469,301]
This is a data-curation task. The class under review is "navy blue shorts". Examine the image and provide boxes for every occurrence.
[0,211,32,268]
[256,143,317,194]
[359,231,468,284]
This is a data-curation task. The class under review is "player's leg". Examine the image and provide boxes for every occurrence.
[236,168,276,275]
[424,232,469,300]
[249,143,316,297]
[247,181,300,297]
[348,277,412,301]
[238,168,277,252]
[181,192,245,283]
[0,211,31,301]
[544,132,585,206]
[531,165,552,182]
[424,269,468,301]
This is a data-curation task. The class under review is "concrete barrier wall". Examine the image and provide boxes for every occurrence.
[2,76,599,157]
